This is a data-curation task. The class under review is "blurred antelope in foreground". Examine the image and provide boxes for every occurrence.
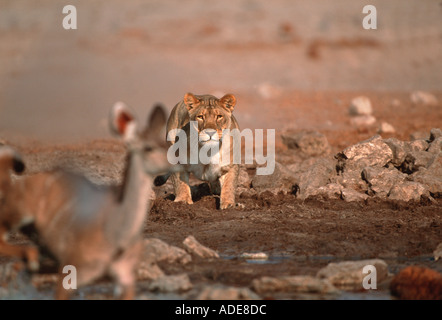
[0,103,170,299]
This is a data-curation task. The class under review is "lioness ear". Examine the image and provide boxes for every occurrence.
[219,94,236,112]
[184,93,200,111]
[110,101,137,141]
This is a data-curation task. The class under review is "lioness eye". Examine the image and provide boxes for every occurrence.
[217,115,223,120]
[197,115,204,120]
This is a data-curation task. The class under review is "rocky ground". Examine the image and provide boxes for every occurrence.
[0,1,441,300]
[0,95,441,300]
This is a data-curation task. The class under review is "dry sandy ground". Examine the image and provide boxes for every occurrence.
[0,1,441,300]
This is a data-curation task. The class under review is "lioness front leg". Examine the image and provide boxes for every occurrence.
[219,165,239,210]
[171,171,193,204]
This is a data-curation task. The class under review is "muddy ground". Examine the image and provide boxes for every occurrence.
[0,1,441,300]
[0,91,441,300]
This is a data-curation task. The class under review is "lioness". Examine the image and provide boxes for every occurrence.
[155,93,239,209]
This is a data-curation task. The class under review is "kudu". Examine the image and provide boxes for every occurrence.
[0,102,170,299]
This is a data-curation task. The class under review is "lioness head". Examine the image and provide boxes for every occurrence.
[184,93,236,147]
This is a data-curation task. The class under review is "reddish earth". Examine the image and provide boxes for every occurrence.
[0,1,441,300]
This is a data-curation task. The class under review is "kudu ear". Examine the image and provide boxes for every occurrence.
[0,146,26,174]
[110,102,138,141]
[147,104,167,135]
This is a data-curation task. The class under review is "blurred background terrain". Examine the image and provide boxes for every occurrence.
[0,0,441,143]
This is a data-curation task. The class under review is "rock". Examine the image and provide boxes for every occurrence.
[401,151,436,173]
[411,154,442,197]
[410,131,430,141]
[338,135,393,171]
[141,238,192,265]
[427,137,442,154]
[317,259,388,290]
[429,128,442,142]
[137,262,165,281]
[408,139,429,152]
[390,266,442,300]
[362,166,406,198]
[390,99,401,107]
[183,235,219,259]
[349,96,373,116]
[388,181,428,202]
[197,284,260,300]
[410,91,439,107]
[281,130,331,157]
[350,115,376,127]
[251,276,338,295]
[147,274,193,292]
[240,252,269,260]
[337,170,368,192]
[378,122,395,134]
[257,82,281,99]
[384,138,408,167]
[311,183,343,200]
[434,243,442,261]
[292,157,337,199]
[137,238,191,280]
[341,188,368,202]
[251,162,296,193]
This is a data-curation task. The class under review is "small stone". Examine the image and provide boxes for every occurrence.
[240,252,269,260]
[388,181,428,202]
[411,154,442,197]
[147,274,193,292]
[428,137,442,154]
[183,235,219,259]
[257,83,281,99]
[251,276,339,295]
[410,131,430,141]
[197,284,260,300]
[410,91,439,107]
[434,243,442,261]
[378,122,395,134]
[312,183,343,200]
[339,170,369,193]
[408,139,429,152]
[341,188,368,202]
[362,166,407,198]
[281,130,331,157]
[390,99,401,107]
[338,135,393,170]
[350,115,376,127]
[251,162,297,193]
[401,151,436,173]
[384,138,408,167]
[292,157,337,199]
[429,128,442,142]
[317,259,388,290]
[141,238,192,265]
[349,96,373,116]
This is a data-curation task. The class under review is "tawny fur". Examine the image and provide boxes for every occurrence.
[157,93,240,210]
